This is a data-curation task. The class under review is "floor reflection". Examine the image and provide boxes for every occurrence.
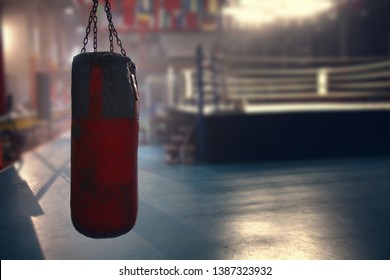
[1,133,390,259]
[212,159,390,259]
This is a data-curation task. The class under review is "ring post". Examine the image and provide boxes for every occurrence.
[196,45,205,162]
[211,52,219,113]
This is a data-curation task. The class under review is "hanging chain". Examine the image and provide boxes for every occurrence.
[81,0,99,53]
[104,0,127,56]
[81,0,126,56]
[93,5,98,52]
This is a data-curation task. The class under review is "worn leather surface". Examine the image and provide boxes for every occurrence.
[72,52,138,119]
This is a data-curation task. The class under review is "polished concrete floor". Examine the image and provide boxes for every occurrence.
[0,133,390,260]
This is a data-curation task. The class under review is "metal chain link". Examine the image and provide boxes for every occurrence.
[104,0,127,56]
[81,0,99,53]
[93,7,98,52]
[106,10,114,52]
[81,0,126,56]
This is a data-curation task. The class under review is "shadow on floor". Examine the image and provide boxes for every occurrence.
[0,165,44,259]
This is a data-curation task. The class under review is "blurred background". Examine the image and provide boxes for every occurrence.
[1,0,390,167]
[2,0,390,261]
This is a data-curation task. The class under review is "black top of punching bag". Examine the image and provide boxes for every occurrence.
[71,52,137,119]
[73,51,132,66]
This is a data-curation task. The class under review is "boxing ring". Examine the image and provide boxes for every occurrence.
[2,51,390,260]
[167,48,390,162]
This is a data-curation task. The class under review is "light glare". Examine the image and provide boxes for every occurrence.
[2,23,13,57]
[223,0,335,28]
[63,6,75,16]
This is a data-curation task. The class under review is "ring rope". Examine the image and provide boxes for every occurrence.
[215,53,390,64]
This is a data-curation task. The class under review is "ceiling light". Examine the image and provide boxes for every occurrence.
[223,0,335,29]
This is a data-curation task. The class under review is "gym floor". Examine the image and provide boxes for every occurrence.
[1,132,390,260]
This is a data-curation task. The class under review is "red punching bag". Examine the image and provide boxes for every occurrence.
[71,0,139,238]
